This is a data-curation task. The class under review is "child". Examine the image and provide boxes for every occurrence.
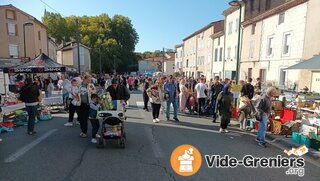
[89,94,101,143]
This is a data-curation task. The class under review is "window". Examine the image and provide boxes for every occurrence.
[214,48,218,62]
[6,9,16,20]
[249,40,255,58]
[39,49,42,54]
[260,69,267,83]
[8,23,17,36]
[38,31,41,40]
[228,21,233,35]
[9,44,19,58]
[218,37,221,45]
[251,24,256,35]
[234,45,238,59]
[235,18,239,33]
[248,68,253,79]
[186,59,189,67]
[267,37,274,56]
[282,33,291,55]
[219,47,223,61]
[227,47,231,59]
[279,13,285,25]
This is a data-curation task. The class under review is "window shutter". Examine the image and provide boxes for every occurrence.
[15,24,18,36]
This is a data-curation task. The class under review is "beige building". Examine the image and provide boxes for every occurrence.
[240,20,263,81]
[241,0,312,89]
[182,20,224,79]
[0,4,48,64]
[163,52,175,75]
[57,42,91,73]
[299,0,320,91]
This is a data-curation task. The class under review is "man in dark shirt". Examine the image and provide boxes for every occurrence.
[143,77,152,111]
[210,76,223,122]
[19,77,41,135]
[241,78,255,99]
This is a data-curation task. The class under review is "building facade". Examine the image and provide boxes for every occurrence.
[182,20,224,79]
[0,4,48,65]
[241,0,309,88]
[299,0,320,91]
[57,42,91,73]
[211,31,225,79]
[175,44,184,74]
[48,37,57,61]
[223,6,244,80]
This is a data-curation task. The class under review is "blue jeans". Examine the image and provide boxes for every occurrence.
[257,115,268,144]
[166,100,178,119]
[26,105,39,132]
[211,99,217,119]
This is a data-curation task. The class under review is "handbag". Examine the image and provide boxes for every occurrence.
[254,111,261,121]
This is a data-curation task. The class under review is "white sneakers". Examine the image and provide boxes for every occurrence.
[79,132,88,138]
[91,138,97,144]
[153,118,160,123]
[64,122,73,127]
[219,128,229,133]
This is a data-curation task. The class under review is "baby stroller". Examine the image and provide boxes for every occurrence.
[96,112,126,149]
[186,94,197,115]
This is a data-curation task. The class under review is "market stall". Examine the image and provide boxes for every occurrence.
[0,53,65,132]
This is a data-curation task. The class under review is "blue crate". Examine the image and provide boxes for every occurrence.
[300,135,311,148]
[292,132,301,144]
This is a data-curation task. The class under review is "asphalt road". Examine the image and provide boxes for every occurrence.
[0,90,320,181]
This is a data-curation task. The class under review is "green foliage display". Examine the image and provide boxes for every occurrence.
[43,12,139,73]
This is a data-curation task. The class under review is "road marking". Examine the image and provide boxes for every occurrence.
[136,101,144,108]
[4,129,57,163]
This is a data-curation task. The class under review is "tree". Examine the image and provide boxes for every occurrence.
[43,12,139,73]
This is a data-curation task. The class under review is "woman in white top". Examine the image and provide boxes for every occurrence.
[146,80,164,123]
[179,79,188,112]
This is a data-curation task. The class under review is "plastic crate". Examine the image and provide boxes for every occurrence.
[311,139,320,151]
[300,135,311,148]
[292,132,301,144]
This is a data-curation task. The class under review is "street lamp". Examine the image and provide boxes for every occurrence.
[229,0,242,84]
[23,22,33,58]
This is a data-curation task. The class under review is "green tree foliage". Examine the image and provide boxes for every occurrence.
[42,11,139,73]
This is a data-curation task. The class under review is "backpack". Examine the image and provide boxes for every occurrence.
[245,84,254,99]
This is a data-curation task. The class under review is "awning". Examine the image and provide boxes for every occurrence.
[3,53,66,73]
[286,55,320,70]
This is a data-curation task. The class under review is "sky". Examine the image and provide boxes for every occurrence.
[1,0,232,52]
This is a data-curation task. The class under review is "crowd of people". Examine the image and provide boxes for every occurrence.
[15,71,277,148]
[141,74,277,148]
